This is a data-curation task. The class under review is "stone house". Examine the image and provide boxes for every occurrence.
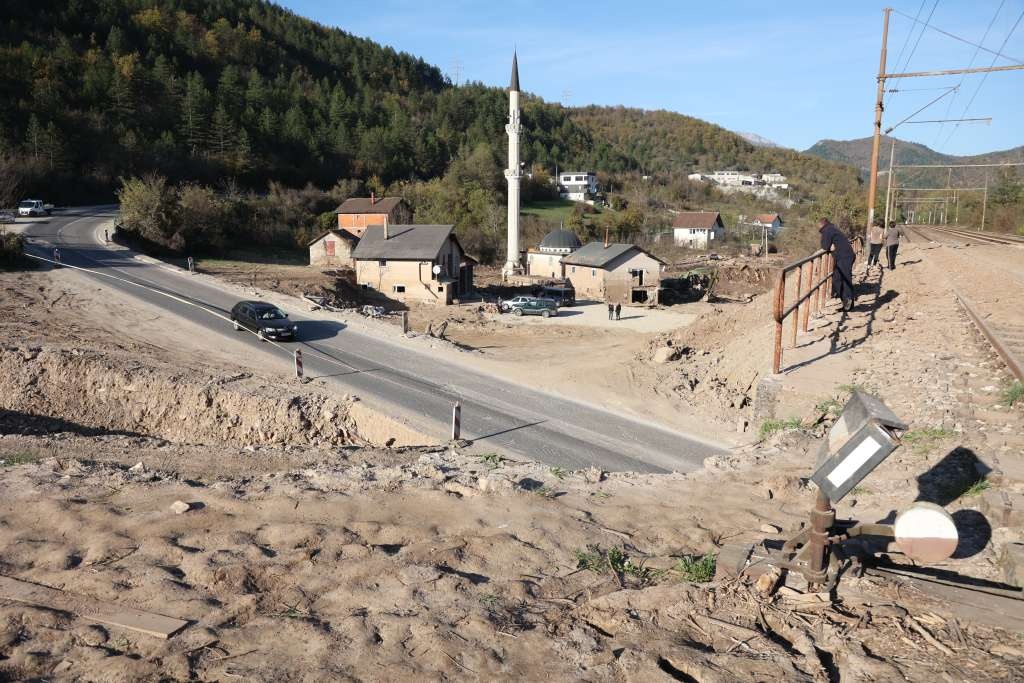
[334,195,412,238]
[307,229,360,268]
[525,228,582,279]
[352,224,475,305]
[561,242,664,305]
[672,211,726,249]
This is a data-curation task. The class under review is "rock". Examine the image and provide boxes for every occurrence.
[759,523,782,534]
[128,462,146,473]
[443,482,479,498]
[478,475,513,494]
[169,500,191,515]
[736,419,748,433]
[74,624,109,647]
[652,347,678,364]
[584,467,607,483]
[869,604,908,620]
[754,567,782,597]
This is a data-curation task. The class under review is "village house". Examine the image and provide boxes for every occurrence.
[307,229,360,268]
[525,228,582,279]
[557,171,598,202]
[672,211,726,249]
[746,212,784,237]
[562,241,664,305]
[352,224,475,305]
[334,195,412,238]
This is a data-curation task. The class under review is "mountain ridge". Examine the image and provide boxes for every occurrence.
[804,136,1024,173]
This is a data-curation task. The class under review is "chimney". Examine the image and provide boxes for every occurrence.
[370,191,376,205]
[604,227,610,248]
[384,219,389,241]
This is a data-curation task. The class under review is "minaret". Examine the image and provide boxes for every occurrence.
[502,52,523,277]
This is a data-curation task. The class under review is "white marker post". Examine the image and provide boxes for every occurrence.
[294,349,303,379]
[53,248,61,266]
[451,401,461,441]
[187,256,195,274]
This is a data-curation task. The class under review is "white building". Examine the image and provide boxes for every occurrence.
[671,211,726,250]
[744,213,784,238]
[558,171,598,202]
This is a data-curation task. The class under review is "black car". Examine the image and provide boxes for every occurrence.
[230,301,298,341]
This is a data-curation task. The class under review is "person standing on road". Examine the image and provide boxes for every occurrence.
[615,303,621,320]
[867,219,884,267]
[607,303,614,320]
[818,217,856,312]
[884,220,909,270]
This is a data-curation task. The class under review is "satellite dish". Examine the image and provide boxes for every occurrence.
[432,265,442,274]
[894,502,958,563]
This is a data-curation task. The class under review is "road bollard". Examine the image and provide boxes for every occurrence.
[451,401,461,441]
[187,256,195,273]
[401,311,409,334]
[294,349,303,379]
[53,248,61,266]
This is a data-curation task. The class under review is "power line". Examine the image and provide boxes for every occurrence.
[942,8,1024,149]
[934,0,1005,145]
[891,5,1023,64]
[884,86,958,134]
[885,0,928,106]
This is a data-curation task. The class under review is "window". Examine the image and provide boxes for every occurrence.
[393,285,405,293]
[591,269,596,276]
[379,259,387,267]
[571,266,576,273]
[437,286,444,292]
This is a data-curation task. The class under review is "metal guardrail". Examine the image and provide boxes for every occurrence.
[771,237,863,374]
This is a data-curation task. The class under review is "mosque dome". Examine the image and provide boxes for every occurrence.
[539,228,582,253]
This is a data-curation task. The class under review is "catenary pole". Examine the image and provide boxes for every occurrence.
[865,8,891,253]
[883,138,896,227]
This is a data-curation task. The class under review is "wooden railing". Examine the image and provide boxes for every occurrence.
[771,237,862,374]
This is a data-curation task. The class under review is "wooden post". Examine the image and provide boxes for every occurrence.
[791,262,803,348]
[772,273,785,374]
[401,311,409,334]
[451,401,461,441]
[801,261,812,332]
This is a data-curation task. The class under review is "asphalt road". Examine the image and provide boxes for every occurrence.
[21,207,727,473]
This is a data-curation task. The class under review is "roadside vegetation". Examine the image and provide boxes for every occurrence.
[0,230,28,270]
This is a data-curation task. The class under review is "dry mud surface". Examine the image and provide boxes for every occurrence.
[0,269,1022,681]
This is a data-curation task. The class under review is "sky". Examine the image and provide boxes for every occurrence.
[280,1,1024,156]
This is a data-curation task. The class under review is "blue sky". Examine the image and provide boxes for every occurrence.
[281,1,1024,156]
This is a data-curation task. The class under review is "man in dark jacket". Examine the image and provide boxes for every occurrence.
[818,217,856,312]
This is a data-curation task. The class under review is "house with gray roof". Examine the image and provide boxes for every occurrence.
[561,241,665,305]
[351,224,475,305]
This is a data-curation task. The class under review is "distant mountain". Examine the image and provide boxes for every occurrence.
[804,136,1024,174]
[737,131,782,148]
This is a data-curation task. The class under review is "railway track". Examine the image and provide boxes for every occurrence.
[905,225,1024,382]
[910,223,1024,246]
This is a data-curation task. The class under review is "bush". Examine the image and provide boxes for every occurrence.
[0,230,28,270]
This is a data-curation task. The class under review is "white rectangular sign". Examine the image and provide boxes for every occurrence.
[826,435,882,488]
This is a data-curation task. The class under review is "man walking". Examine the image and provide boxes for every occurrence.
[867,218,884,268]
[818,217,856,312]
[615,303,621,320]
[884,220,909,270]
[607,303,614,320]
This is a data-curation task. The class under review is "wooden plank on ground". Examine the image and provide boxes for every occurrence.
[0,574,188,639]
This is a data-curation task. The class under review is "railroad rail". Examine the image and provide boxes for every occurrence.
[910,224,1024,246]
[953,288,1024,383]
[771,237,862,374]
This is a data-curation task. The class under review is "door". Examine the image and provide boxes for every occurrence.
[325,239,336,257]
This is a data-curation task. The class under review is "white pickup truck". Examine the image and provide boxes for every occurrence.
[17,199,53,217]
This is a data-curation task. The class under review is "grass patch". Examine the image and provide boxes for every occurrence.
[479,453,504,469]
[549,466,567,480]
[0,452,39,467]
[814,397,843,417]
[574,544,660,584]
[1000,381,1024,407]
[902,427,954,454]
[520,199,582,222]
[963,478,990,497]
[674,553,717,583]
[759,417,803,438]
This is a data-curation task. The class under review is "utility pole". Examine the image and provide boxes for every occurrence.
[883,137,896,228]
[865,7,891,251]
[981,170,989,232]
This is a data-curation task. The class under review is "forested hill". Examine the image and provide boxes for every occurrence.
[570,107,860,195]
[1,0,858,204]
[806,136,1024,174]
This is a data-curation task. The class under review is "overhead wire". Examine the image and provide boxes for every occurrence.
[933,0,1005,145]
[891,4,1023,64]
[885,0,928,107]
[941,7,1024,150]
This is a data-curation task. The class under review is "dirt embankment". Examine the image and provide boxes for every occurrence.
[0,345,424,449]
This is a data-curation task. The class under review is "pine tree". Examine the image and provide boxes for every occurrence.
[25,115,44,162]
[179,72,210,156]
[210,104,234,158]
